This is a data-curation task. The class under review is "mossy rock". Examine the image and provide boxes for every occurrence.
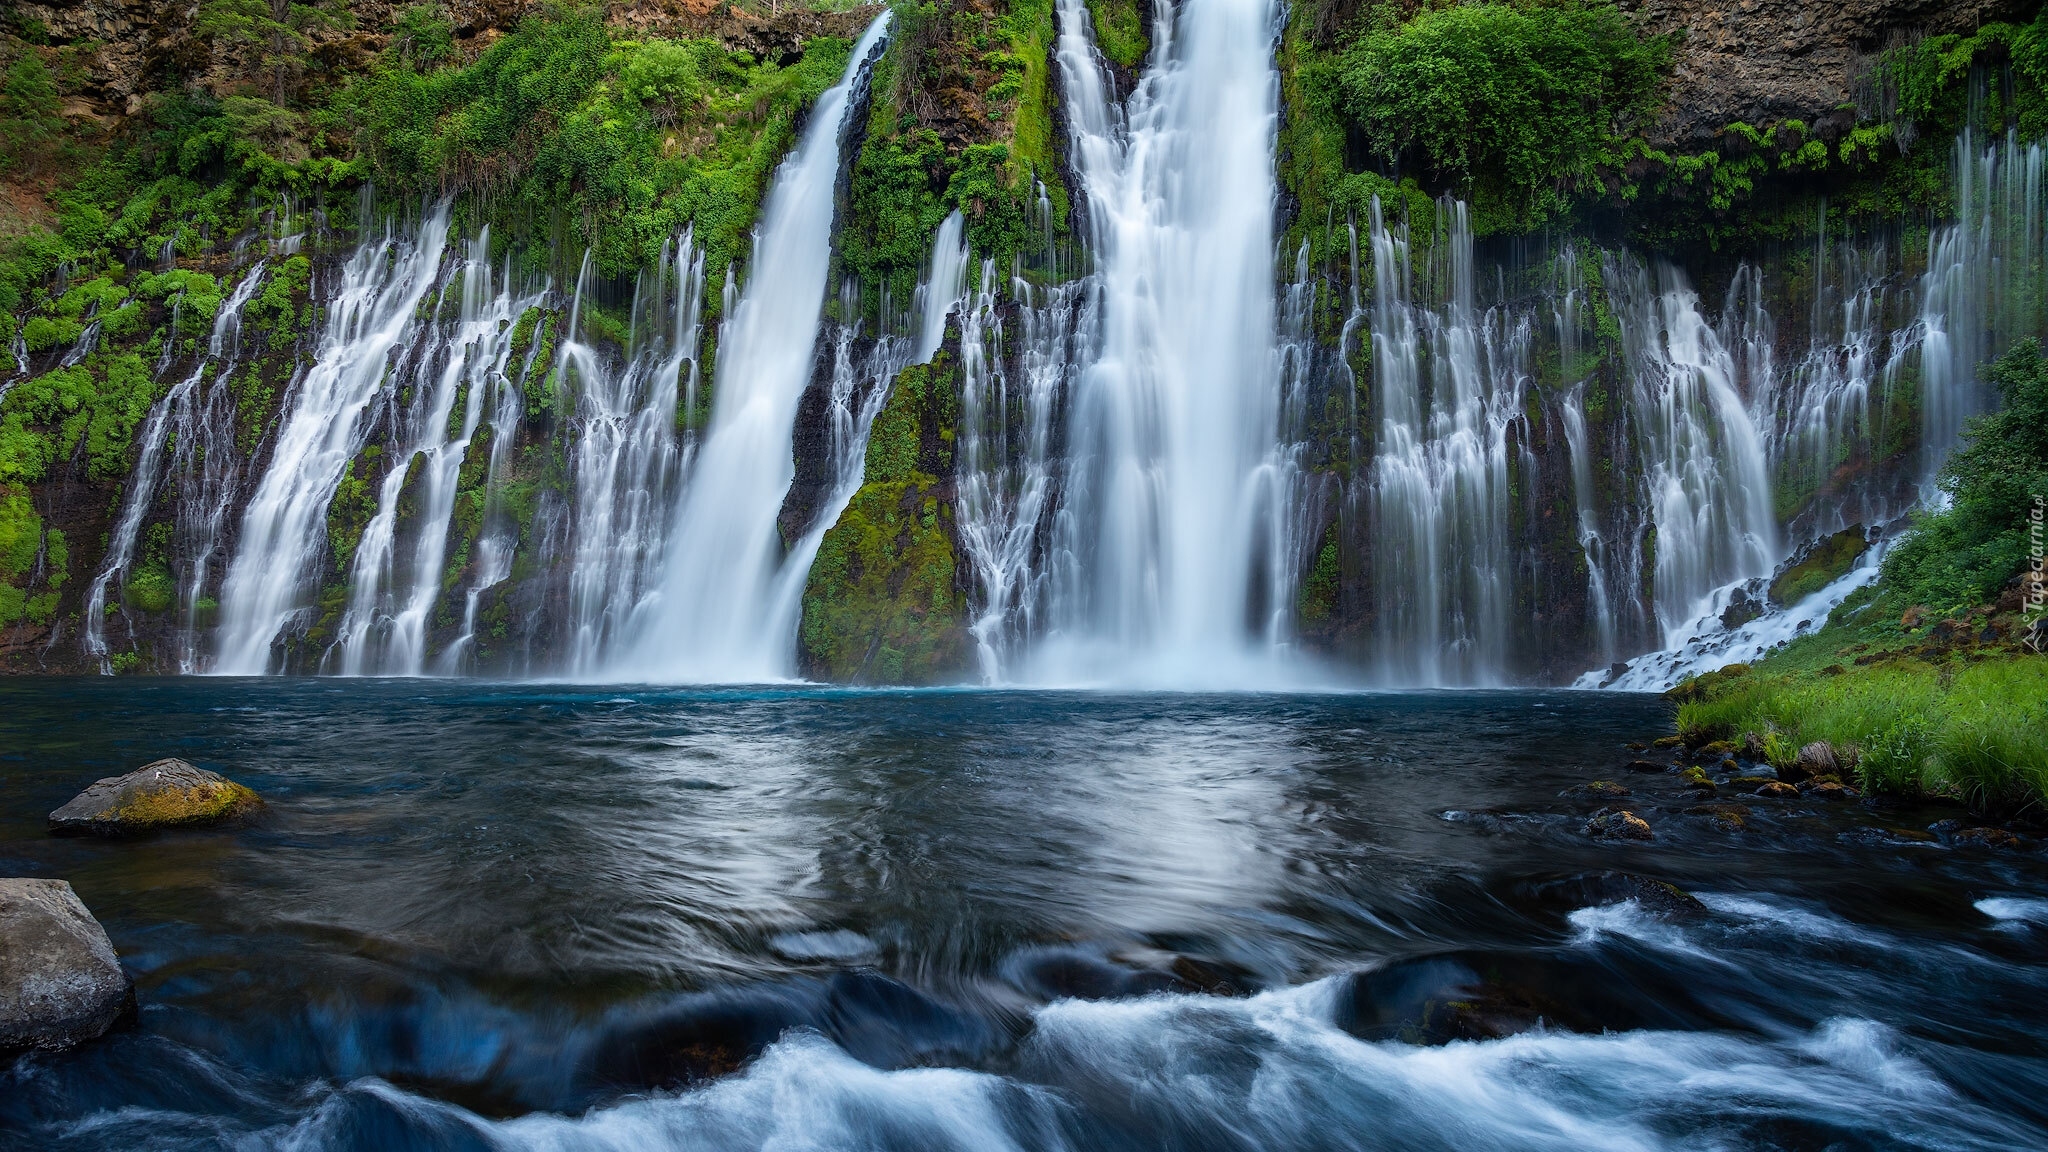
[47,759,261,838]
[1770,527,1870,606]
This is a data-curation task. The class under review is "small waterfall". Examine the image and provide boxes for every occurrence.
[957,267,1079,680]
[82,262,267,672]
[911,211,968,362]
[561,233,705,675]
[1605,253,1779,648]
[1916,128,2046,482]
[1038,0,1293,684]
[333,230,539,675]
[625,12,891,682]
[1364,198,1529,685]
[214,203,456,674]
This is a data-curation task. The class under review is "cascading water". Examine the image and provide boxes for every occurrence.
[332,230,540,675]
[1364,198,1530,685]
[1036,0,1296,685]
[1605,253,1781,650]
[559,235,705,676]
[956,266,1079,680]
[1916,127,2045,482]
[83,262,267,672]
[626,12,891,682]
[214,203,457,674]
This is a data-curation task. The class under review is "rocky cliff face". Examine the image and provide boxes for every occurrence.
[1622,0,2034,145]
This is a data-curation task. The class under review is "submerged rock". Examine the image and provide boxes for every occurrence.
[1586,808,1653,841]
[1753,781,1801,798]
[1566,780,1632,800]
[1,879,131,1051]
[1686,803,1751,831]
[48,759,260,837]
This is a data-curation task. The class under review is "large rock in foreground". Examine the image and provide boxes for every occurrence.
[0,879,131,1051]
[48,759,260,837]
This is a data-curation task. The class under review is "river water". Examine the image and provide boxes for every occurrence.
[2,682,2044,1149]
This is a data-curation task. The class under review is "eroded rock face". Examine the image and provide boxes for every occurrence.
[48,758,260,837]
[1621,0,2037,147]
[0,878,131,1051]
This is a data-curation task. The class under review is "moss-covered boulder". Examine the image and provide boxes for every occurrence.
[48,759,261,837]
[1769,526,1870,606]
[799,350,972,684]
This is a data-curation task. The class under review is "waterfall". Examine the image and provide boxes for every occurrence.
[82,262,267,672]
[1916,128,2046,483]
[1035,0,1293,685]
[560,234,706,675]
[214,203,456,674]
[912,211,968,362]
[332,230,539,675]
[957,267,1079,680]
[1364,198,1529,685]
[625,12,890,682]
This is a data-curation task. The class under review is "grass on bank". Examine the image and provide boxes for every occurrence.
[1673,341,2048,817]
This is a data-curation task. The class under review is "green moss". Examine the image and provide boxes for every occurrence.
[800,349,969,683]
[1298,533,1339,626]
[327,443,384,572]
[1333,2,1669,236]
[1769,527,1870,606]
[125,561,175,613]
[1087,0,1148,70]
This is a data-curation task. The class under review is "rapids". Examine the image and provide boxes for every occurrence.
[2,681,2044,1149]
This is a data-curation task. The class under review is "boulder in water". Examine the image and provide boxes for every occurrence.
[1585,808,1653,840]
[48,759,260,837]
[1,878,132,1051]
[1566,780,1631,800]
[1753,781,1801,798]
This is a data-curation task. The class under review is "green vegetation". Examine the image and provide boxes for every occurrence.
[1769,526,1870,606]
[835,0,1065,319]
[1087,0,1148,70]
[1334,1,1669,235]
[1875,342,2048,618]
[341,6,854,288]
[1673,342,2048,815]
[800,351,970,682]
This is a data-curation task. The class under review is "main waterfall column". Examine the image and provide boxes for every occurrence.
[1041,0,1290,685]
[626,13,892,682]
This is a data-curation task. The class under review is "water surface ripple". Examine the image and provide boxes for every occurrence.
[1,681,2043,1150]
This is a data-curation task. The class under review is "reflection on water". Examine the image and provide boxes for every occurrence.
[1,681,2044,1149]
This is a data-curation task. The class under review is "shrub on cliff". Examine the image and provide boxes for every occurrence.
[1878,341,2048,617]
[1334,1,1669,234]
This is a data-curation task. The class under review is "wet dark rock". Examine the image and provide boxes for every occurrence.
[1626,741,1648,752]
[1697,740,1738,759]
[1720,757,1741,772]
[1586,808,1653,841]
[1651,736,1684,749]
[1803,781,1858,801]
[1625,759,1666,774]
[1565,781,1631,800]
[1,879,133,1052]
[1686,803,1750,831]
[1754,781,1801,798]
[1720,587,1764,629]
[1600,662,1631,687]
[48,759,260,837]
[1678,767,1716,795]
[583,985,822,1091]
[1332,946,1719,1045]
[1951,826,2023,850]
[1006,947,1191,1002]
[821,970,995,1069]
[1519,872,1708,920]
